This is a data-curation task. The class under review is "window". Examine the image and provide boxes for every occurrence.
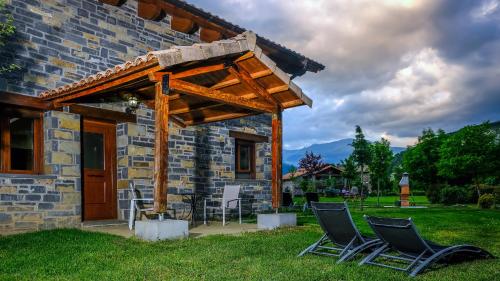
[236,139,255,179]
[0,115,43,174]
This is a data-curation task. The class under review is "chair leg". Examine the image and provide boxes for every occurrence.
[128,200,135,230]
[204,199,207,225]
[337,239,382,264]
[298,234,327,257]
[359,243,389,266]
[238,199,242,224]
[222,202,226,226]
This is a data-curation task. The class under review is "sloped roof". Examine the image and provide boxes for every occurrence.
[163,0,325,77]
[41,32,313,126]
[41,31,311,108]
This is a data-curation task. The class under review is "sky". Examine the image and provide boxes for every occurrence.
[189,0,500,149]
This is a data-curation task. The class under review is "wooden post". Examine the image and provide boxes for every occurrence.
[271,110,283,209]
[153,75,170,213]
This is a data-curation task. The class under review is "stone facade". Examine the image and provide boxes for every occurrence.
[0,0,273,233]
[115,105,273,221]
[0,110,81,233]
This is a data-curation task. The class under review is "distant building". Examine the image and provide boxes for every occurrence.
[282,165,344,194]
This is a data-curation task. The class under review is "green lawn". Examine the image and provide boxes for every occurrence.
[294,195,430,206]
[0,205,499,280]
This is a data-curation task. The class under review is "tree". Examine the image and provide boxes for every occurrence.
[369,138,394,207]
[340,156,357,190]
[298,151,326,191]
[0,0,18,73]
[437,122,498,197]
[403,128,446,201]
[298,151,326,175]
[351,125,371,210]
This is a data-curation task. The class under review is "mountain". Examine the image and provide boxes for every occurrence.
[282,138,405,173]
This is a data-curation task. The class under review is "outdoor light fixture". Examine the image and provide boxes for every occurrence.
[120,92,140,113]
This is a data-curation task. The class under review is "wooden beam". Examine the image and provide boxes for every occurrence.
[169,102,221,115]
[183,112,253,126]
[0,107,43,119]
[171,15,198,34]
[68,105,136,123]
[227,66,278,108]
[210,69,273,90]
[0,91,52,110]
[170,115,186,128]
[170,79,275,113]
[49,64,162,103]
[281,99,304,109]
[171,63,226,80]
[234,52,255,63]
[271,110,283,209]
[267,85,289,94]
[229,130,268,143]
[153,75,170,213]
[138,0,166,21]
[199,27,223,43]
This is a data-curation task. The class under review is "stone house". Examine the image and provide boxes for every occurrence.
[0,0,323,233]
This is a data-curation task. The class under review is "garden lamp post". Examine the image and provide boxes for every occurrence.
[399,172,410,207]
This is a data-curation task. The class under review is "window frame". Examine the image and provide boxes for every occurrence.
[0,113,43,174]
[235,139,256,179]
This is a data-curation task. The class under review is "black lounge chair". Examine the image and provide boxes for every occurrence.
[298,202,382,263]
[360,216,494,277]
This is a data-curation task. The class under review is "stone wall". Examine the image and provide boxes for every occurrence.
[0,0,274,232]
[0,0,198,96]
[115,106,273,221]
[0,111,81,234]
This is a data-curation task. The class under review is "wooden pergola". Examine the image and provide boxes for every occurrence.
[41,32,313,213]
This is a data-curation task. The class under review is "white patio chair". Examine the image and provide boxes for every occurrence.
[203,185,242,226]
[128,182,176,230]
[128,182,154,230]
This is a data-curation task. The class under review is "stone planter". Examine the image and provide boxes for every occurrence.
[257,213,297,230]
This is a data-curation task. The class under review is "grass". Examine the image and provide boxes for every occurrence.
[0,204,499,280]
[294,195,430,206]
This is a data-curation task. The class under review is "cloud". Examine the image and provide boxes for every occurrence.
[189,0,500,149]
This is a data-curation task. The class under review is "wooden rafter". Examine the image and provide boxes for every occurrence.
[171,63,226,80]
[170,79,275,113]
[210,69,273,91]
[169,102,221,115]
[170,115,187,128]
[49,64,162,105]
[267,85,289,94]
[183,112,253,126]
[227,66,278,108]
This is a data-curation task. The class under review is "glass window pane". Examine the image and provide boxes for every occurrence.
[10,118,34,171]
[84,132,104,169]
[238,144,250,171]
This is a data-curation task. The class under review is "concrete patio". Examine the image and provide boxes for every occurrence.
[81,220,260,239]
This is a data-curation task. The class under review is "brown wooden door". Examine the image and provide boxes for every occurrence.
[82,119,117,220]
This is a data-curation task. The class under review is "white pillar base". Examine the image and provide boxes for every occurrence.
[135,219,189,241]
[257,213,297,230]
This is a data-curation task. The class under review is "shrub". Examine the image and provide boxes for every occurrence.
[479,185,500,203]
[478,193,495,209]
[440,185,469,205]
